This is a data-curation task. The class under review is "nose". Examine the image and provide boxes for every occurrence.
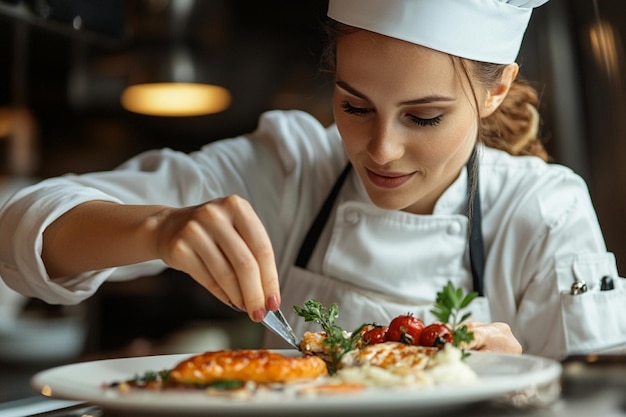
[367,122,404,165]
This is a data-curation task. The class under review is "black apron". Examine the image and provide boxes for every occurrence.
[294,150,486,296]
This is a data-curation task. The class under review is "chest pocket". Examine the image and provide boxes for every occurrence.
[557,253,626,355]
[560,286,626,353]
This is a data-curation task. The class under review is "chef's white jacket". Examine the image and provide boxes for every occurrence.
[0,110,624,359]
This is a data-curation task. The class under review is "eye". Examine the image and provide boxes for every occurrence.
[408,114,442,127]
[341,101,371,116]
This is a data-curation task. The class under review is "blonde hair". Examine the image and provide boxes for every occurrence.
[467,61,549,161]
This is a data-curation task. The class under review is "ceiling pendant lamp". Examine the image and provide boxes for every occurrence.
[121,82,230,117]
[120,0,231,117]
[120,46,231,117]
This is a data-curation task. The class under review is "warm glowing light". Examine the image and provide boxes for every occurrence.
[0,108,13,137]
[120,83,231,117]
[41,384,53,396]
[589,21,620,85]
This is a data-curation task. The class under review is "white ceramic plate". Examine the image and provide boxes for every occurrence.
[31,350,561,416]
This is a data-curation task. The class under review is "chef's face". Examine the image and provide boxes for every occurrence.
[333,30,487,215]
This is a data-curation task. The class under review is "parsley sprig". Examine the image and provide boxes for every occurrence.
[293,299,365,374]
[431,281,477,353]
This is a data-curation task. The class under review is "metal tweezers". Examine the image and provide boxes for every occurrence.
[230,304,299,349]
[260,309,300,349]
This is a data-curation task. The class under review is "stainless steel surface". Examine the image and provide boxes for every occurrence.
[229,304,299,350]
[259,309,299,350]
[0,397,85,417]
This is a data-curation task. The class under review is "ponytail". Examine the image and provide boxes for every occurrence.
[481,78,548,161]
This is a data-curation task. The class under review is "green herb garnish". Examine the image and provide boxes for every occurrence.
[431,281,477,356]
[122,370,244,390]
[128,369,171,386]
[205,379,245,390]
[293,299,365,374]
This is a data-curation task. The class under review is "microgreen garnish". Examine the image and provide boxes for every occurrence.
[128,369,171,386]
[117,370,245,390]
[293,299,365,374]
[205,380,245,390]
[431,281,477,357]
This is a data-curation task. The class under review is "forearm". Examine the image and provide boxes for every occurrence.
[40,196,282,322]
[42,201,170,278]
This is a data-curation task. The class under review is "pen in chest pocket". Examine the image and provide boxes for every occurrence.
[600,275,615,291]
[570,280,588,295]
[570,275,617,295]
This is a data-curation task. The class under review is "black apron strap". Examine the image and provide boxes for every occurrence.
[294,152,486,296]
[295,163,352,268]
[467,148,485,296]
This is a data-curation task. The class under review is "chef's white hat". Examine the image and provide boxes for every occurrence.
[327,0,550,64]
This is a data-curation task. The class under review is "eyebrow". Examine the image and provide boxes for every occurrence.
[335,80,456,105]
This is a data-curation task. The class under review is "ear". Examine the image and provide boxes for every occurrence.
[480,63,519,118]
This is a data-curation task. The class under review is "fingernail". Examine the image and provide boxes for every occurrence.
[253,308,266,322]
[267,295,280,311]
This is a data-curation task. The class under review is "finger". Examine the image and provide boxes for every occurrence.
[217,232,266,321]
[200,198,267,321]
[189,222,252,310]
[213,237,264,317]
[230,200,280,311]
[464,322,522,354]
[166,235,232,306]
[156,204,250,310]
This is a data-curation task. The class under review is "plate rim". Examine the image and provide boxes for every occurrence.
[31,350,562,415]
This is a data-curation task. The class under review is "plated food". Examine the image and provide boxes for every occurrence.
[170,349,328,385]
[107,281,478,395]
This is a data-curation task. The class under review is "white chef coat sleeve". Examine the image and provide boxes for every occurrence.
[510,167,624,359]
[0,146,232,304]
[0,110,343,306]
[0,180,152,305]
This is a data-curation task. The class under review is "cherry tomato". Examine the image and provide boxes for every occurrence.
[419,323,453,348]
[361,325,389,345]
[385,315,424,345]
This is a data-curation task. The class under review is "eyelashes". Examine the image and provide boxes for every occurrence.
[340,102,442,127]
[408,114,442,127]
[340,101,369,116]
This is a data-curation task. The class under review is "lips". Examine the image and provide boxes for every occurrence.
[366,168,414,188]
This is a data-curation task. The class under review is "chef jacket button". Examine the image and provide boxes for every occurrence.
[447,222,462,235]
[344,208,361,225]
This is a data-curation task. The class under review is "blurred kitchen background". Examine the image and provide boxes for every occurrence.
[0,0,624,404]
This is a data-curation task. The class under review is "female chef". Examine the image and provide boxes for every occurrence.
[0,0,625,359]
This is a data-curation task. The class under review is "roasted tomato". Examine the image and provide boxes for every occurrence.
[419,323,453,348]
[361,325,389,345]
[385,315,424,345]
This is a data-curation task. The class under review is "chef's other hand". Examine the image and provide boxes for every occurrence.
[155,195,280,322]
[463,321,522,354]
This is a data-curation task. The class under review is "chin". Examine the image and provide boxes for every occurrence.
[367,193,413,212]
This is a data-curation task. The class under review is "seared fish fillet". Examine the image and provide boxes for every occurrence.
[169,349,328,384]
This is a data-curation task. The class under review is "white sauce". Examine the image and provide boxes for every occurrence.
[334,343,477,387]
